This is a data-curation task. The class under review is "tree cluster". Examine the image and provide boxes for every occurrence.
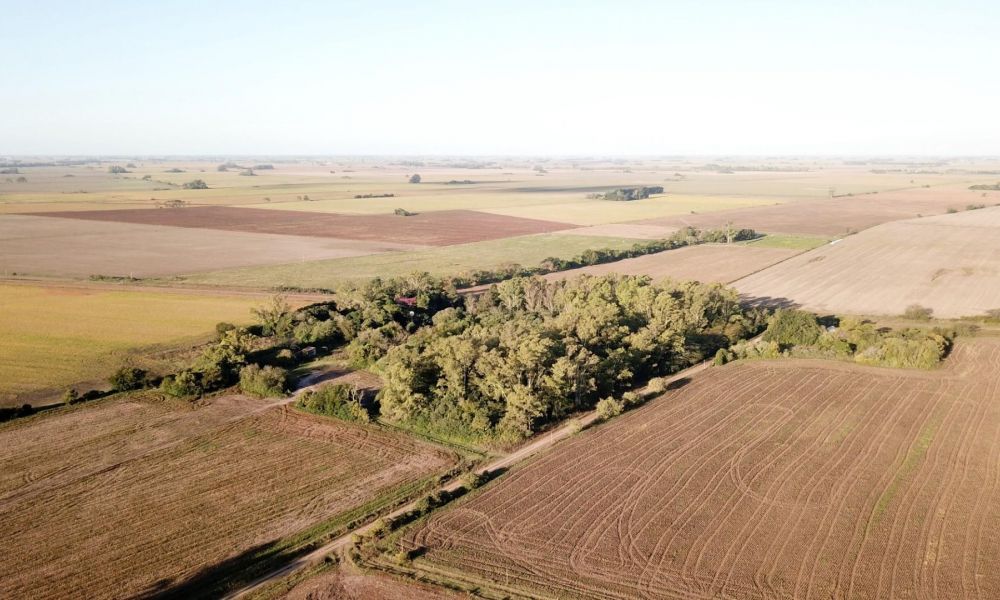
[375,274,766,443]
[587,186,664,201]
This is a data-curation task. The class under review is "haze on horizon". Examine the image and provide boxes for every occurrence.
[3,0,999,157]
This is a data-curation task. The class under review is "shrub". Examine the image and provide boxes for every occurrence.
[461,471,486,490]
[215,321,236,337]
[408,174,421,183]
[108,165,129,174]
[62,388,80,405]
[182,179,208,189]
[109,367,148,392]
[645,377,666,393]
[297,383,370,422]
[238,364,288,398]
[596,397,624,420]
[161,369,202,398]
[762,309,822,347]
[903,304,934,321]
[394,207,415,216]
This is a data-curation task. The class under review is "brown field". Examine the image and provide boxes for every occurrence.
[637,184,993,236]
[406,338,1000,599]
[29,206,575,246]
[0,388,455,600]
[0,214,423,278]
[735,207,1000,318]
[546,244,800,284]
[278,564,462,600]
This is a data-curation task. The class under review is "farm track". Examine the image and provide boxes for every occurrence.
[406,339,1000,599]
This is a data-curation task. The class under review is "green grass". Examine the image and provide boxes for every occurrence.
[0,283,263,404]
[176,234,641,289]
[745,233,831,251]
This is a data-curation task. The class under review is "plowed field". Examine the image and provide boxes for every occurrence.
[31,206,574,246]
[0,393,455,599]
[407,339,1000,599]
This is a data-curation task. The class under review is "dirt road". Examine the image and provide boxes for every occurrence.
[223,359,713,599]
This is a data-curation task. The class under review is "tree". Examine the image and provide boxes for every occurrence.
[238,364,288,398]
[762,309,822,347]
[182,179,208,189]
[252,294,293,337]
[409,174,421,184]
[108,165,129,174]
[109,367,148,392]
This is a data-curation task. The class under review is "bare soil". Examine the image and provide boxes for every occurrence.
[735,207,1000,318]
[637,185,991,236]
[407,339,1000,599]
[0,391,455,600]
[30,206,575,246]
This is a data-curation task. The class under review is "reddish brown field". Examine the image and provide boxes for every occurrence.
[31,206,574,246]
[546,244,799,284]
[637,185,990,236]
[407,339,1000,599]
[0,391,455,600]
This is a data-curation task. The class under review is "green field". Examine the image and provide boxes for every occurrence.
[177,234,642,289]
[744,233,832,250]
[0,283,265,405]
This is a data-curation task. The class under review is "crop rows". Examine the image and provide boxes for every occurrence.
[407,339,1000,599]
[0,399,455,599]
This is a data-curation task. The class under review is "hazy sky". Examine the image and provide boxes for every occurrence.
[3,0,998,155]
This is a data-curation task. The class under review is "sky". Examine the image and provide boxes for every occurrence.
[2,0,999,156]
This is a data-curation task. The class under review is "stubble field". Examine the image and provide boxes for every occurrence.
[735,207,1000,318]
[406,338,1000,600]
[0,391,456,599]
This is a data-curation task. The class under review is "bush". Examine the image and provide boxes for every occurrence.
[903,304,934,321]
[762,309,822,347]
[596,397,624,420]
[394,207,415,216]
[408,174,421,183]
[238,364,288,398]
[182,179,208,189]
[108,165,129,174]
[297,383,370,422]
[215,322,236,337]
[109,367,148,392]
[62,388,80,405]
[160,370,202,398]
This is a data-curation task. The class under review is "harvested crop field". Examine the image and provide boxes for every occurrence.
[31,206,575,246]
[558,223,679,239]
[0,392,456,600]
[278,564,462,600]
[735,207,1000,318]
[546,244,800,284]
[0,214,422,278]
[406,338,1000,599]
[637,185,990,236]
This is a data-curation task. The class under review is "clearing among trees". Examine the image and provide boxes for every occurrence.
[405,338,1000,599]
[735,207,1000,318]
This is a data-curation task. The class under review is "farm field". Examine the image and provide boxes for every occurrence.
[0,214,422,278]
[177,233,642,289]
[0,283,281,405]
[0,391,456,600]
[405,338,1000,600]
[636,184,994,236]
[546,244,800,284]
[735,207,1000,318]
[33,206,575,246]
[276,564,462,600]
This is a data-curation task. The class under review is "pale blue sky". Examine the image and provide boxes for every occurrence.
[2,0,998,155]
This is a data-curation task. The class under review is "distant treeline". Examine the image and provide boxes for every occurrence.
[354,193,395,198]
[586,186,664,201]
[969,183,1000,191]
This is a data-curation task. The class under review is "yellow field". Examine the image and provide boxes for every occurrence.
[477,194,780,225]
[0,283,267,404]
